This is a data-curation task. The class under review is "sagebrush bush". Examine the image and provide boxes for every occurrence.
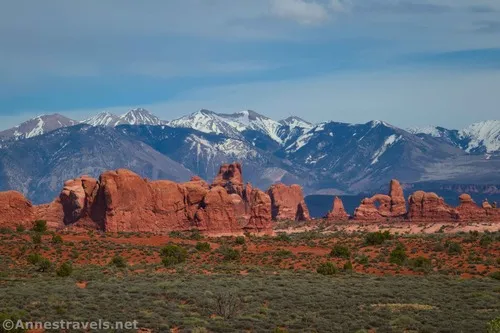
[51,234,63,244]
[445,241,462,255]
[317,262,338,275]
[37,258,52,272]
[330,244,351,259]
[343,261,353,271]
[389,243,407,265]
[56,262,73,277]
[32,220,47,233]
[218,246,240,261]
[235,236,246,245]
[364,231,391,245]
[110,255,127,268]
[195,242,211,252]
[161,244,187,267]
[27,253,42,265]
[487,317,500,333]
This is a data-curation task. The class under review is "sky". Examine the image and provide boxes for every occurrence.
[0,0,499,130]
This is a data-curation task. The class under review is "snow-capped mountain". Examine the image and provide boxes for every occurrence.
[83,112,120,127]
[167,109,286,144]
[0,108,498,203]
[279,116,313,130]
[0,114,77,141]
[408,120,500,154]
[115,108,164,126]
[83,108,164,127]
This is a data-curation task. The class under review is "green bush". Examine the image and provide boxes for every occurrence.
[37,258,52,272]
[317,262,338,275]
[218,245,240,261]
[275,233,292,242]
[274,249,294,258]
[364,231,391,245]
[356,254,369,265]
[480,234,493,247]
[235,236,246,245]
[487,317,500,333]
[189,229,203,240]
[489,271,500,281]
[56,262,73,277]
[389,243,407,265]
[330,244,351,259]
[110,255,127,268]
[31,233,42,245]
[195,242,211,252]
[408,256,432,270]
[27,253,42,265]
[0,311,26,333]
[161,244,187,267]
[51,234,63,244]
[32,220,47,233]
[16,224,25,233]
[445,241,463,255]
[343,261,353,271]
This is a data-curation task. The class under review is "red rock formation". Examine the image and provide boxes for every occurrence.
[245,188,273,233]
[325,196,349,221]
[0,191,34,229]
[456,194,487,222]
[212,163,244,196]
[354,179,407,221]
[390,179,407,216]
[267,183,311,221]
[408,191,459,222]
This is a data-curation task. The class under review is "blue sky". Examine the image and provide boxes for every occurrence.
[0,0,499,130]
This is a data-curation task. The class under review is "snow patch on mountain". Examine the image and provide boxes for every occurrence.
[460,120,500,153]
[407,126,442,137]
[279,116,313,130]
[371,134,401,165]
[83,112,119,127]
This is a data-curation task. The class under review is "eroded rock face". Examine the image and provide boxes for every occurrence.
[354,179,407,221]
[408,191,459,222]
[0,191,34,228]
[456,194,487,222]
[325,196,349,221]
[20,163,275,234]
[267,183,311,221]
[212,163,244,196]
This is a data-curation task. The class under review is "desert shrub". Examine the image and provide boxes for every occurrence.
[161,244,187,267]
[169,231,182,238]
[214,291,242,319]
[364,231,391,245]
[31,233,42,245]
[389,243,407,265]
[56,261,73,277]
[235,236,246,245]
[37,258,52,272]
[32,220,47,233]
[480,234,493,247]
[51,234,63,244]
[330,244,351,259]
[274,249,294,258]
[189,229,203,240]
[487,317,500,333]
[0,311,26,333]
[356,254,369,265]
[195,242,211,252]
[275,232,292,242]
[16,224,25,233]
[317,262,338,275]
[445,241,463,255]
[489,271,500,281]
[27,253,42,265]
[343,261,353,271]
[408,256,432,271]
[218,245,240,261]
[110,255,127,268]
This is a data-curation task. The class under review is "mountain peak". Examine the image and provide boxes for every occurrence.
[0,113,77,141]
[279,116,313,129]
[116,108,163,126]
[83,111,119,127]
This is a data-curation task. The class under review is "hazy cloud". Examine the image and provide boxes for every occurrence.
[270,0,330,24]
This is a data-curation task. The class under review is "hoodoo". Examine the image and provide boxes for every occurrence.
[267,183,311,221]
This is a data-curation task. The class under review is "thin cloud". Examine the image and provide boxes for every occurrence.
[270,0,330,24]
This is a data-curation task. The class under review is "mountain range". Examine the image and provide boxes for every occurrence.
[0,108,498,204]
